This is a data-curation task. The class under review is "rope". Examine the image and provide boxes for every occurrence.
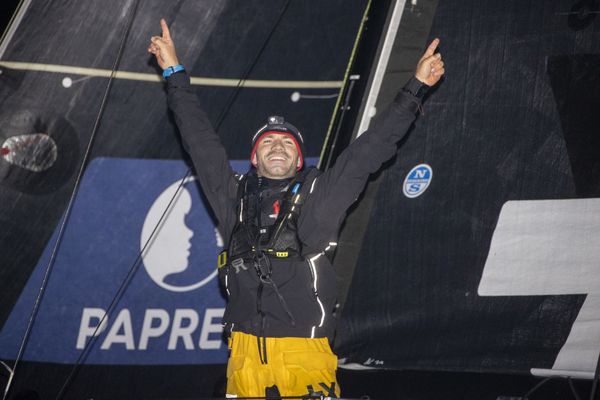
[54,168,192,399]
[0,0,29,58]
[317,0,372,169]
[52,0,294,398]
[1,1,142,399]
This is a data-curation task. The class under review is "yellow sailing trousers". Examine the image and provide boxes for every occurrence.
[226,331,340,398]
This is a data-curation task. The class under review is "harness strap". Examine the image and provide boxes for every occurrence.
[232,168,318,259]
[266,188,302,250]
[266,168,319,251]
[254,253,296,326]
[226,168,320,351]
[256,282,268,364]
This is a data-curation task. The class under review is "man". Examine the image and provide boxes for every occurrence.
[149,18,444,398]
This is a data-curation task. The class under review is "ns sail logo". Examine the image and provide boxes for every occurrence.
[403,164,433,198]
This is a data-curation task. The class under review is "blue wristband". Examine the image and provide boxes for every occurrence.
[162,64,185,79]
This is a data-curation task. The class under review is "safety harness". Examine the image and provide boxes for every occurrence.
[218,168,319,363]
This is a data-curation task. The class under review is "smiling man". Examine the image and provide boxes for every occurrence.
[250,118,304,179]
[149,18,444,399]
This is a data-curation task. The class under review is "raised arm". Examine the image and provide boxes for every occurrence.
[298,39,445,251]
[148,19,239,238]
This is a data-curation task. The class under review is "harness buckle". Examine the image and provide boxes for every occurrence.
[217,250,228,268]
[254,252,272,282]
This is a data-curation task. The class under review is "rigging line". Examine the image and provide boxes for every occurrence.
[50,1,143,397]
[589,347,600,400]
[568,377,583,400]
[317,0,372,169]
[0,361,12,376]
[54,169,192,400]
[54,0,294,397]
[0,61,343,88]
[214,0,293,129]
[522,376,556,398]
[1,1,142,400]
[0,0,30,59]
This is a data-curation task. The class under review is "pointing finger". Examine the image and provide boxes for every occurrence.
[423,38,440,58]
[160,18,171,40]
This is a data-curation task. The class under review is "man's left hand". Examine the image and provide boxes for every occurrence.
[415,38,445,87]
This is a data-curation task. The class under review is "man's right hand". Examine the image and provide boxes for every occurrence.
[148,19,179,70]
